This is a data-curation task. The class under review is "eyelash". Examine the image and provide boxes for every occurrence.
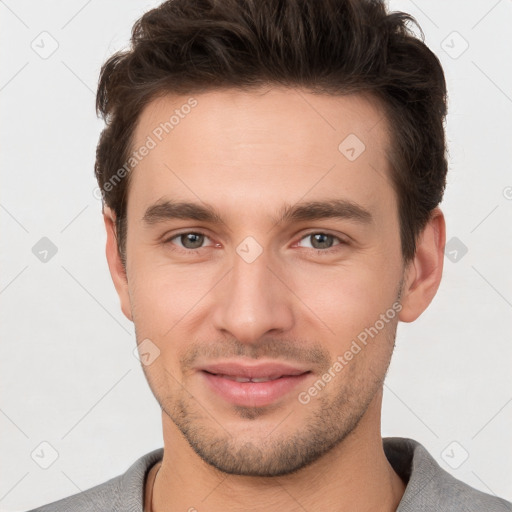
[162,231,348,256]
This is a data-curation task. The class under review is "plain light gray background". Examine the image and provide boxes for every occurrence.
[1,0,511,510]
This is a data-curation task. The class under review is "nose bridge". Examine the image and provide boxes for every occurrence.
[211,237,294,342]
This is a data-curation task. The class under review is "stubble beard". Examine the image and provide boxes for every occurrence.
[159,329,395,477]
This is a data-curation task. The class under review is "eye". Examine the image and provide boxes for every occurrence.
[296,232,346,253]
[165,231,214,252]
[163,231,347,255]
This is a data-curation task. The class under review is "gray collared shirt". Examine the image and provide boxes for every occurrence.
[27,437,512,511]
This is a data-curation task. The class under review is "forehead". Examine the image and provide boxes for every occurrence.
[132,86,390,157]
[127,87,394,223]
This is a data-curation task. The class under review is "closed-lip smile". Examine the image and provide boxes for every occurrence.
[198,360,312,407]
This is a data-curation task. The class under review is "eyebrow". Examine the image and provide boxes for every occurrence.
[142,198,373,227]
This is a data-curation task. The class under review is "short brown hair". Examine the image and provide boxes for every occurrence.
[95,0,448,267]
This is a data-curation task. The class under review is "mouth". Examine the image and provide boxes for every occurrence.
[198,361,312,407]
[206,373,290,383]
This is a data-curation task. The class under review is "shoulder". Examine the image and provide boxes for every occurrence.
[25,448,164,512]
[383,437,512,512]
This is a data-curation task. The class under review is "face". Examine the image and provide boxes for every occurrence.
[112,87,408,476]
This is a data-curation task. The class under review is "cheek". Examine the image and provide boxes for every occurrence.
[128,256,214,337]
[289,261,399,338]
[129,271,192,383]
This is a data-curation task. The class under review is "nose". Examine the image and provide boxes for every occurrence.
[211,242,295,344]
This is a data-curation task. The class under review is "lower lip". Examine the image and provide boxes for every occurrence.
[201,371,311,408]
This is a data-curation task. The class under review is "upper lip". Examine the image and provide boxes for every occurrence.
[199,360,310,379]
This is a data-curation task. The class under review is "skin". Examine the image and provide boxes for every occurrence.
[104,86,445,511]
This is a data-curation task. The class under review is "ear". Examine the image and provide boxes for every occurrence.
[103,206,133,322]
[399,208,446,323]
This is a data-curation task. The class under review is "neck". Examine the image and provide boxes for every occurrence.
[152,392,406,512]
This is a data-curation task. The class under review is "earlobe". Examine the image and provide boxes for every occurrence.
[398,208,446,323]
[103,206,133,322]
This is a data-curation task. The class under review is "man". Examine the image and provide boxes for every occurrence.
[28,0,512,510]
